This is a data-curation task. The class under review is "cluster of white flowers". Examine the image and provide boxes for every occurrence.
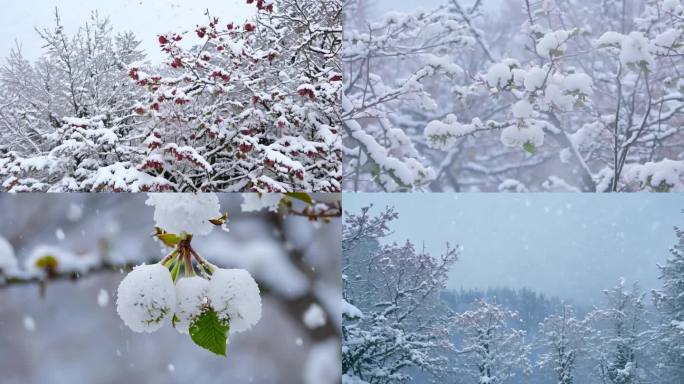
[117,192,262,336]
[116,264,262,334]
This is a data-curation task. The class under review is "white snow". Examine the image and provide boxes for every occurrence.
[240,193,283,212]
[597,31,624,47]
[342,374,369,384]
[536,30,570,58]
[302,303,326,329]
[55,228,66,241]
[25,245,98,276]
[672,320,684,331]
[0,236,18,276]
[116,263,176,333]
[544,82,576,110]
[342,299,363,319]
[653,29,679,52]
[23,316,36,332]
[512,99,534,119]
[598,31,655,70]
[563,73,593,96]
[98,289,110,307]
[498,179,527,192]
[619,32,654,69]
[524,67,547,91]
[500,124,545,148]
[207,268,262,333]
[484,62,512,89]
[145,193,221,236]
[174,276,210,334]
[623,159,684,191]
[424,115,483,150]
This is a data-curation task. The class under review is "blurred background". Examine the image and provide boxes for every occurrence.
[0,193,341,384]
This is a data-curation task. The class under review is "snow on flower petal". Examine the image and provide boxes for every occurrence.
[536,30,570,59]
[484,62,512,89]
[207,268,262,333]
[116,264,176,333]
[146,193,221,236]
[512,100,534,119]
[501,123,545,148]
[175,276,211,334]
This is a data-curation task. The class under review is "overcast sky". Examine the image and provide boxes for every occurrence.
[0,0,253,63]
[345,194,682,304]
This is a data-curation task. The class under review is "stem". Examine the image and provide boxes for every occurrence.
[184,253,196,277]
[159,248,179,266]
[188,247,217,274]
[170,253,183,282]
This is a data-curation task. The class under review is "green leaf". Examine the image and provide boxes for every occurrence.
[156,231,183,247]
[189,308,230,356]
[172,314,180,328]
[170,259,182,282]
[523,142,536,154]
[209,212,229,226]
[284,192,312,205]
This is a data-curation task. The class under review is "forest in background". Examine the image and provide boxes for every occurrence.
[342,205,684,384]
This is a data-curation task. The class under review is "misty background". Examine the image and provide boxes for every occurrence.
[344,193,681,305]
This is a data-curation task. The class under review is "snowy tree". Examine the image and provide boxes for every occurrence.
[652,224,684,382]
[131,0,342,192]
[0,0,341,192]
[0,10,148,192]
[342,206,459,383]
[589,279,654,384]
[342,0,474,191]
[344,0,684,192]
[451,299,532,384]
[537,305,594,384]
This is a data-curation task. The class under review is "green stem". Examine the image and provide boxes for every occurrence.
[170,253,183,282]
[184,254,196,277]
[160,248,179,267]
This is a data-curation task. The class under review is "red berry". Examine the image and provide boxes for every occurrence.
[171,58,183,68]
[128,68,139,81]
